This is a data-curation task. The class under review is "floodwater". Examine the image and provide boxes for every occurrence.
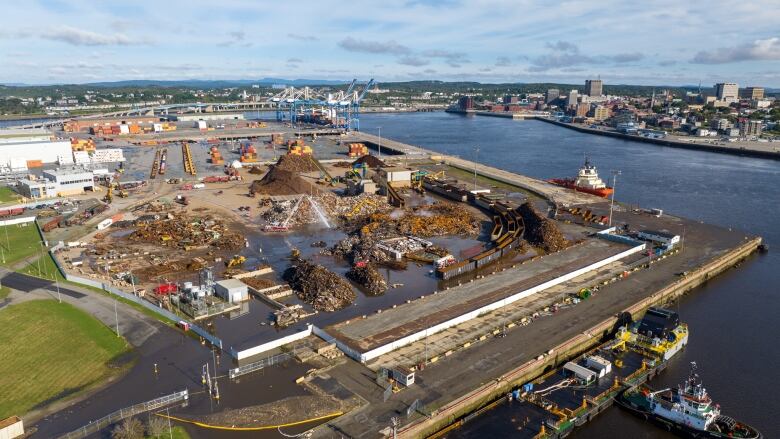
[358,112,780,438]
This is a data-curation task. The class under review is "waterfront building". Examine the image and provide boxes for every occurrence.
[591,106,610,121]
[741,120,762,137]
[714,82,738,102]
[585,79,603,97]
[575,102,590,117]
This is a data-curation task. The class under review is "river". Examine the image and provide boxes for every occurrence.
[358,112,779,438]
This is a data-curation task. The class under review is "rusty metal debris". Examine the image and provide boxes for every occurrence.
[518,203,568,253]
[283,258,356,311]
[346,263,387,296]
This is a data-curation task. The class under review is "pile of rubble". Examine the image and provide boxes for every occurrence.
[352,155,385,168]
[126,212,244,251]
[260,193,392,229]
[250,154,324,196]
[517,203,568,253]
[346,263,387,296]
[326,201,479,266]
[248,165,265,174]
[283,258,356,311]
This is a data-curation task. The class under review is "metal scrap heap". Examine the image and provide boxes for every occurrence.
[261,194,392,229]
[517,202,568,253]
[283,258,356,311]
[127,212,244,250]
[346,263,387,296]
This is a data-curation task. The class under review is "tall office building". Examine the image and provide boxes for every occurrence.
[545,88,560,104]
[741,87,765,100]
[714,82,738,102]
[585,79,603,97]
[567,89,579,108]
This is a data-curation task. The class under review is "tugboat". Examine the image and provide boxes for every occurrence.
[547,158,614,198]
[617,362,762,438]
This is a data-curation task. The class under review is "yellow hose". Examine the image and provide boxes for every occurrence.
[155,411,343,431]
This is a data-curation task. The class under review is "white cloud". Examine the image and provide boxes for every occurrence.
[338,37,411,55]
[692,37,780,64]
[41,26,148,46]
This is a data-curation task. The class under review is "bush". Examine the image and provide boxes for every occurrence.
[111,417,144,439]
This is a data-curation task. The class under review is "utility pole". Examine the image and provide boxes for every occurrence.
[391,417,398,439]
[54,272,61,303]
[377,127,382,158]
[473,146,480,192]
[608,170,621,227]
[114,298,120,337]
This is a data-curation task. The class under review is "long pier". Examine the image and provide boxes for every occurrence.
[396,237,762,438]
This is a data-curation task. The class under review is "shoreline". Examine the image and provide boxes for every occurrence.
[534,117,780,161]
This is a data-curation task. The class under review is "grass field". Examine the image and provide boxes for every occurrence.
[0,186,21,204]
[149,425,190,439]
[20,252,65,280]
[0,300,131,419]
[0,223,43,266]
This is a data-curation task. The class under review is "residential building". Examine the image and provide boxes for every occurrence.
[741,120,762,137]
[591,106,610,121]
[585,79,603,97]
[710,118,731,131]
[457,96,474,110]
[567,90,579,109]
[714,82,738,102]
[545,88,560,104]
[575,102,590,117]
[741,87,764,100]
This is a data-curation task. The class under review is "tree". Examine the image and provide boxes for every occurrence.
[146,415,168,438]
[111,417,144,439]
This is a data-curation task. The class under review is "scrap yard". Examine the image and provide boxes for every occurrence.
[21,115,763,439]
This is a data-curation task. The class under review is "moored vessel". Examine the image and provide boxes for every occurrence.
[617,362,762,438]
[547,158,614,198]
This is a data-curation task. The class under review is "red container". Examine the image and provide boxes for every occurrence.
[10,208,24,215]
[154,283,178,294]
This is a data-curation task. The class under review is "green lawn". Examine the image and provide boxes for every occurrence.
[0,300,131,419]
[148,425,190,439]
[20,252,65,280]
[0,285,10,300]
[0,186,21,204]
[0,223,44,266]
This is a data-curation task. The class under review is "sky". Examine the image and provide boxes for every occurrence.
[1,0,780,87]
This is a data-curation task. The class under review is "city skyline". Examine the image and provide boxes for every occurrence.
[1,0,779,86]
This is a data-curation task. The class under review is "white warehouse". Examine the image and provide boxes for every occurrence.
[0,128,73,171]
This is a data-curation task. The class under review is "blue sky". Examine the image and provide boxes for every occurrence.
[1,0,779,87]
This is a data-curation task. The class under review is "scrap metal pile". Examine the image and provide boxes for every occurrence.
[517,202,568,253]
[346,263,387,295]
[127,212,245,251]
[260,193,392,229]
[283,258,356,311]
[326,201,480,265]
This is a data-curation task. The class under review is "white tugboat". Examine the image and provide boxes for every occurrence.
[617,362,762,438]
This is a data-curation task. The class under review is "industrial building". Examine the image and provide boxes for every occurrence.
[173,114,245,122]
[0,128,73,172]
[378,167,412,188]
[637,230,680,248]
[215,279,249,303]
[17,168,95,199]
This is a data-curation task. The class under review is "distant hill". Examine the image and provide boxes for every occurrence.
[0,78,350,88]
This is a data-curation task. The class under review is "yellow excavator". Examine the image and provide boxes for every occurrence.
[225,255,247,268]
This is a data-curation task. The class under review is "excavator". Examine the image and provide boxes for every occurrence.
[225,255,247,268]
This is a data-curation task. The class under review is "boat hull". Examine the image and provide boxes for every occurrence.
[547,179,614,198]
[616,390,762,439]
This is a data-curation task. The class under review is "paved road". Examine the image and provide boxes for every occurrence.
[0,268,158,347]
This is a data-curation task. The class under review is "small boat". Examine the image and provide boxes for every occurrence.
[548,157,614,198]
[617,362,762,438]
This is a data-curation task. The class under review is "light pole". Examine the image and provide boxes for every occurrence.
[114,298,120,337]
[377,127,382,158]
[608,170,621,227]
[473,146,480,192]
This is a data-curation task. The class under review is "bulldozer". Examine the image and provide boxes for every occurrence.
[225,255,247,268]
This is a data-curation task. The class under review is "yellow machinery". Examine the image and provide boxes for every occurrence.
[225,255,247,268]
[345,198,378,218]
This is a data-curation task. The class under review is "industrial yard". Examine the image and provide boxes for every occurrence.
[0,113,762,439]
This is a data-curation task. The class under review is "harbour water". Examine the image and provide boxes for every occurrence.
[358,112,779,438]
